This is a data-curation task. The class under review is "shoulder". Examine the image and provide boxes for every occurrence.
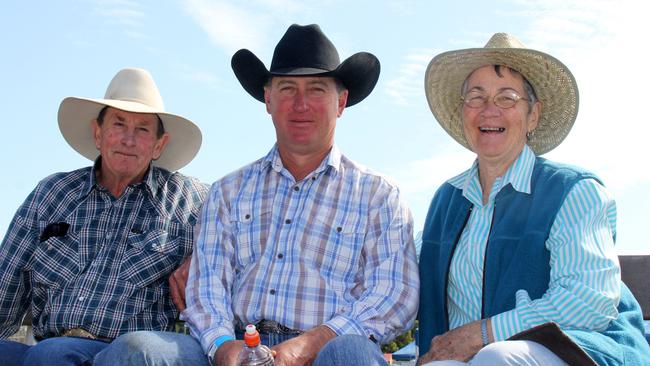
[534,157,603,184]
[34,166,92,197]
[339,155,401,191]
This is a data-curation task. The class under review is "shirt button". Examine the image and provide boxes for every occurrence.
[277,253,284,259]
[293,186,299,191]
[269,289,276,295]
[78,296,85,302]
[285,219,292,224]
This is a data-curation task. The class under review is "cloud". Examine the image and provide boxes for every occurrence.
[93,0,148,39]
[384,49,437,106]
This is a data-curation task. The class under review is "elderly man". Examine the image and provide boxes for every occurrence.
[110,24,419,366]
[0,68,209,366]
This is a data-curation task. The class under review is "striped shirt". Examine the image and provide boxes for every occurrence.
[0,160,208,339]
[447,145,620,340]
[184,145,419,353]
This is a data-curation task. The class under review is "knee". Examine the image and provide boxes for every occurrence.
[95,331,161,365]
[314,334,385,366]
[472,341,516,365]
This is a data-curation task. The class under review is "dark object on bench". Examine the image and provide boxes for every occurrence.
[619,255,650,344]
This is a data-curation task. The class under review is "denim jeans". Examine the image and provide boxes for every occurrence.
[314,334,388,366]
[0,331,209,366]
[111,331,387,366]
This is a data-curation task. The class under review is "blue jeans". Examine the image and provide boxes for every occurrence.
[0,331,208,366]
[314,334,387,366]
[114,332,386,366]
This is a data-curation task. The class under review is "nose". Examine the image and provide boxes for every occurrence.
[480,99,502,117]
[120,128,137,147]
[292,91,308,112]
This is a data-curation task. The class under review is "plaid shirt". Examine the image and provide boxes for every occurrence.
[184,145,419,353]
[0,160,208,339]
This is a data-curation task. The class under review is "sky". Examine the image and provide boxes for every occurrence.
[1,0,648,254]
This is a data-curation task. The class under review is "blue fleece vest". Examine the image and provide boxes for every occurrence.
[418,158,650,365]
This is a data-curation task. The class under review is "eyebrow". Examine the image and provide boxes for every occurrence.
[467,86,522,94]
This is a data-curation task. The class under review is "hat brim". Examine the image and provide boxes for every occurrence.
[231,49,380,107]
[425,47,579,155]
[58,97,202,172]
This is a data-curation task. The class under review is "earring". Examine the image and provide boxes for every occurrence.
[526,131,533,141]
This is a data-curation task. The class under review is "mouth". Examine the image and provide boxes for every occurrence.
[479,126,505,133]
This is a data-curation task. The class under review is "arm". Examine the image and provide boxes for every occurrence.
[324,185,420,343]
[0,190,41,338]
[490,178,619,340]
[183,182,238,355]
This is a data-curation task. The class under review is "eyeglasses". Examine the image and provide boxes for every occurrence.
[461,89,529,109]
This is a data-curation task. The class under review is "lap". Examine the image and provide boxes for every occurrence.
[24,336,110,366]
[314,334,387,366]
[94,331,210,366]
[0,339,30,366]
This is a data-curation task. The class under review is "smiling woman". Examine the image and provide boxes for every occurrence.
[417,33,650,365]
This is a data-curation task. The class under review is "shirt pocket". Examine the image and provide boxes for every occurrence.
[30,224,81,290]
[120,221,188,288]
[302,215,365,285]
[230,209,273,271]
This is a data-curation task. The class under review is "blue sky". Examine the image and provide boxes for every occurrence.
[1,0,648,253]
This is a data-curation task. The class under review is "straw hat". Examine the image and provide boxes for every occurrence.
[58,68,202,171]
[231,24,380,107]
[424,33,579,155]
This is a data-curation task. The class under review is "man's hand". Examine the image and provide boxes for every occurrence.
[271,325,337,366]
[214,340,245,366]
[416,319,490,365]
[169,256,191,312]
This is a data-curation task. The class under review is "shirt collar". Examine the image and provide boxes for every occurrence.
[261,143,342,177]
[450,144,536,203]
[80,156,158,198]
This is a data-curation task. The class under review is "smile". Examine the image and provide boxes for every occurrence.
[479,127,505,133]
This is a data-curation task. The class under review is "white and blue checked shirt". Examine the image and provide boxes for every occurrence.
[447,145,620,340]
[0,160,208,339]
[184,145,419,353]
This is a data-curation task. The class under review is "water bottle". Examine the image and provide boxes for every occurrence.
[236,324,274,366]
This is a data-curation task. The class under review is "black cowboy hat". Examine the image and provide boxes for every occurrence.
[231,24,380,107]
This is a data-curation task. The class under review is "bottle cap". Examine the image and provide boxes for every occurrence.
[243,324,261,347]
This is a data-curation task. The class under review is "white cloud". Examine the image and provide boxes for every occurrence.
[182,0,273,55]
[93,0,147,39]
[384,49,437,106]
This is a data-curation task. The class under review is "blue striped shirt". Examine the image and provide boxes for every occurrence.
[447,145,619,340]
[183,145,419,353]
[0,160,208,339]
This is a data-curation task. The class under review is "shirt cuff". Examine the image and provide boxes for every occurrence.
[324,314,367,337]
[490,308,525,341]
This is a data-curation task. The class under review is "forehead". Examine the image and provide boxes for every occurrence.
[104,107,158,124]
[271,76,336,87]
[465,65,526,91]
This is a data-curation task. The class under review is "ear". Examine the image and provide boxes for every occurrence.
[264,86,272,114]
[527,101,541,132]
[337,90,348,117]
[92,119,102,150]
[152,132,170,160]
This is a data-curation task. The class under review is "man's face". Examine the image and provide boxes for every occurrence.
[92,107,169,184]
[264,76,348,157]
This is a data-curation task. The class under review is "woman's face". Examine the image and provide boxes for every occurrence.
[461,65,540,166]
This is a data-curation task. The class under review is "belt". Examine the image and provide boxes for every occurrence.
[239,320,304,335]
[61,328,113,343]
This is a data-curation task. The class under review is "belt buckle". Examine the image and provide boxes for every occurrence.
[255,320,303,335]
[62,328,97,340]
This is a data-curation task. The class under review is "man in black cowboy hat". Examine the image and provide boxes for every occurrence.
[108,24,418,366]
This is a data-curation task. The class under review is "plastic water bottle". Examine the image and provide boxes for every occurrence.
[236,324,274,366]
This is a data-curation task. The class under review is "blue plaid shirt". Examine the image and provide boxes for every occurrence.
[0,160,208,339]
[184,145,419,353]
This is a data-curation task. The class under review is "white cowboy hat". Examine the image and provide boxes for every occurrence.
[424,33,579,155]
[58,68,202,171]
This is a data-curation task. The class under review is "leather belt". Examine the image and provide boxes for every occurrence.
[61,328,113,343]
[239,320,304,335]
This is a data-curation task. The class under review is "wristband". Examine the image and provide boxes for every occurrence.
[207,335,235,363]
[480,319,489,346]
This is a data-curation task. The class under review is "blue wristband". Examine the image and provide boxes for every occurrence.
[214,335,235,349]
